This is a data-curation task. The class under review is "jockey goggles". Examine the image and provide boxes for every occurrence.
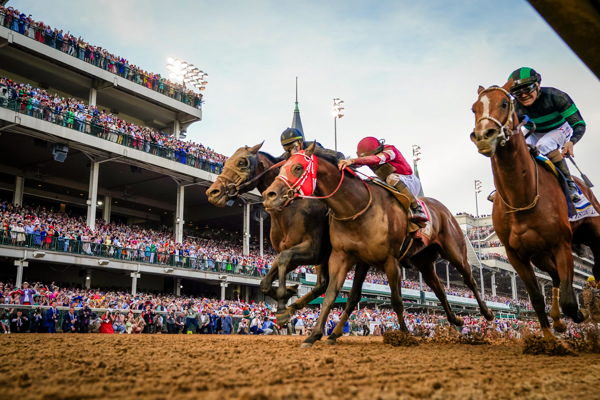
[510,83,537,97]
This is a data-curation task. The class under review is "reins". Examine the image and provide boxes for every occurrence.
[218,158,286,198]
[495,156,540,213]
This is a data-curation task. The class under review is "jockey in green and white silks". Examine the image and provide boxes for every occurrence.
[509,67,586,202]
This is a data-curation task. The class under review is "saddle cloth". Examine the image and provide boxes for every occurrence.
[534,154,599,222]
[370,178,432,246]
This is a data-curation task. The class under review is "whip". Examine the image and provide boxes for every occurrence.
[567,156,593,188]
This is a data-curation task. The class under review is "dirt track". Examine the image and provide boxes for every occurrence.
[2,334,600,400]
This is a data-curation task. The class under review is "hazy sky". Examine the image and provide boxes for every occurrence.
[10,0,600,216]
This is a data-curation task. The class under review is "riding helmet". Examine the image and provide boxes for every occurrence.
[280,127,304,146]
[357,137,385,157]
[508,67,541,93]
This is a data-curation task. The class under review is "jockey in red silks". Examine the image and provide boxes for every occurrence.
[338,136,427,226]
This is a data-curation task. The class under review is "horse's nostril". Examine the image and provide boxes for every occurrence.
[484,129,496,139]
[207,188,220,197]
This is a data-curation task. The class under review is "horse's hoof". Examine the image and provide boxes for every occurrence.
[276,313,290,326]
[325,339,336,346]
[285,284,299,295]
[451,317,464,327]
[484,311,495,321]
[553,319,567,333]
[300,342,313,348]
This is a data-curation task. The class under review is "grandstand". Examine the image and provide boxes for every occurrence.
[0,5,594,320]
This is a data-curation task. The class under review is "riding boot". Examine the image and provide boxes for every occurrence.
[553,159,581,203]
[393,181,427,227]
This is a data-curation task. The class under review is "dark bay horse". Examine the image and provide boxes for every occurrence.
[205,143,332,323]
[470,82,600,337]
[263,143,493,347]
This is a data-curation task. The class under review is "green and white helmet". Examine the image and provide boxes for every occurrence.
[508,67,541,94]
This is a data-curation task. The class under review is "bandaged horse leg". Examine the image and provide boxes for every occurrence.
[547,149,581,203]
[550,287,567,333]
[386,174,427,226]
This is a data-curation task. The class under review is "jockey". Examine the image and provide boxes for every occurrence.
[280,127,344,160]
[509,67,585,202]
[338,136,427,225]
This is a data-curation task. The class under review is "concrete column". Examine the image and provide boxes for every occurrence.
[175,185,185,244]
[244,286,250,303]
[491,272,497,297]
[173,119,180,140]
[259,213,264,257]
[511,272,518,300]
[14,259,29,288]
[13,176,24,206]
[85,269,92,290]
[243,203,250,256]
[402,267,406,281]
[86,161,99,231]
[130,272,140,296]
[102,195,112,223]
[540,281,546,303]
[89,87,97,107]
[175,278,182,296]
[220,282,228,301]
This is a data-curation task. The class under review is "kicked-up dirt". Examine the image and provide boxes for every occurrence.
[1,333,600,400]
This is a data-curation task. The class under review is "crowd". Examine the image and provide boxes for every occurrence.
[0,279,539,339]
[0,199,277,276]
[0,6,202,107]
[0,76,227,174]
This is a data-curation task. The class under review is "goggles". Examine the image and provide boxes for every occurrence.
[510,83,537,97]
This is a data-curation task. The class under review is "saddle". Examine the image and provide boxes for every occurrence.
[370,178,431,243]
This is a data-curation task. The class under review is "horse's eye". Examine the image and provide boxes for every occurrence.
[292,164,304,178]
[501,100,508,108]
[237,158,248,168]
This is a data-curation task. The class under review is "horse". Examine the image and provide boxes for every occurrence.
[470,82,600,337]
[205,143,332,324]
[263,143,494,347]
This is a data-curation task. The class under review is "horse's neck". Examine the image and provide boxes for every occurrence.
[492,134,537,204]
[256,153,280,193]
[316,161,369,216]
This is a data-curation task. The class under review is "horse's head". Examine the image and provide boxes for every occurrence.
[263,142,319,211]
[470,81,518,157]
[206,142,263,207]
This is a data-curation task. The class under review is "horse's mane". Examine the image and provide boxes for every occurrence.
[258,151,284,165]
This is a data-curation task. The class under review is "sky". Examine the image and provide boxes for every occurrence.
[9,0,600,216]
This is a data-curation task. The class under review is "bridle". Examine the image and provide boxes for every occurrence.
[475,86,516,147]
[477,86,540,213]
[215,153,285,199]
[276,152,373,221]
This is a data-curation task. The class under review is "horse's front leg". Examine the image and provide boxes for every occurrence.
[260,259,280,299]
[511,250,554,338]
[274,242,319,324]
[282,261,330,326]
[327,262,368,345]
[383,256,408,332]
[301,250,351,348]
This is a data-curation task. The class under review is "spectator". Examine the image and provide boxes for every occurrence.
[220,309,232,334]
[62,306,78,333]
[10,309,29,333]
[43,300,59,332]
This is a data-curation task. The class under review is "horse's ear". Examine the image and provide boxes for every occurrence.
[305,141,317,156]
[502,79,513,92]
[477,85,485,94]
[248,142,264,154]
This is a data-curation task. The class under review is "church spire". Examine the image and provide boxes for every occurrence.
[291,76,304,134]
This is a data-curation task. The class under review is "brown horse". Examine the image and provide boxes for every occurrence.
[263,144,493,347]
[470,82,600,337]
[205,143,332,324]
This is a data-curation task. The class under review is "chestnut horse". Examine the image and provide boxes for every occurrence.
[263,144,493,347]
[470,82,600,337]
[206,143,332,324]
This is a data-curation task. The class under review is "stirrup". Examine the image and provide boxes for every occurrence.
[567,182,581,203]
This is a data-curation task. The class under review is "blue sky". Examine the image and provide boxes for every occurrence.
[9,0,600,216]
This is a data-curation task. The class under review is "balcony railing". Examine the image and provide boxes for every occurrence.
[0,230,291,281]
[0,97,223,175]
